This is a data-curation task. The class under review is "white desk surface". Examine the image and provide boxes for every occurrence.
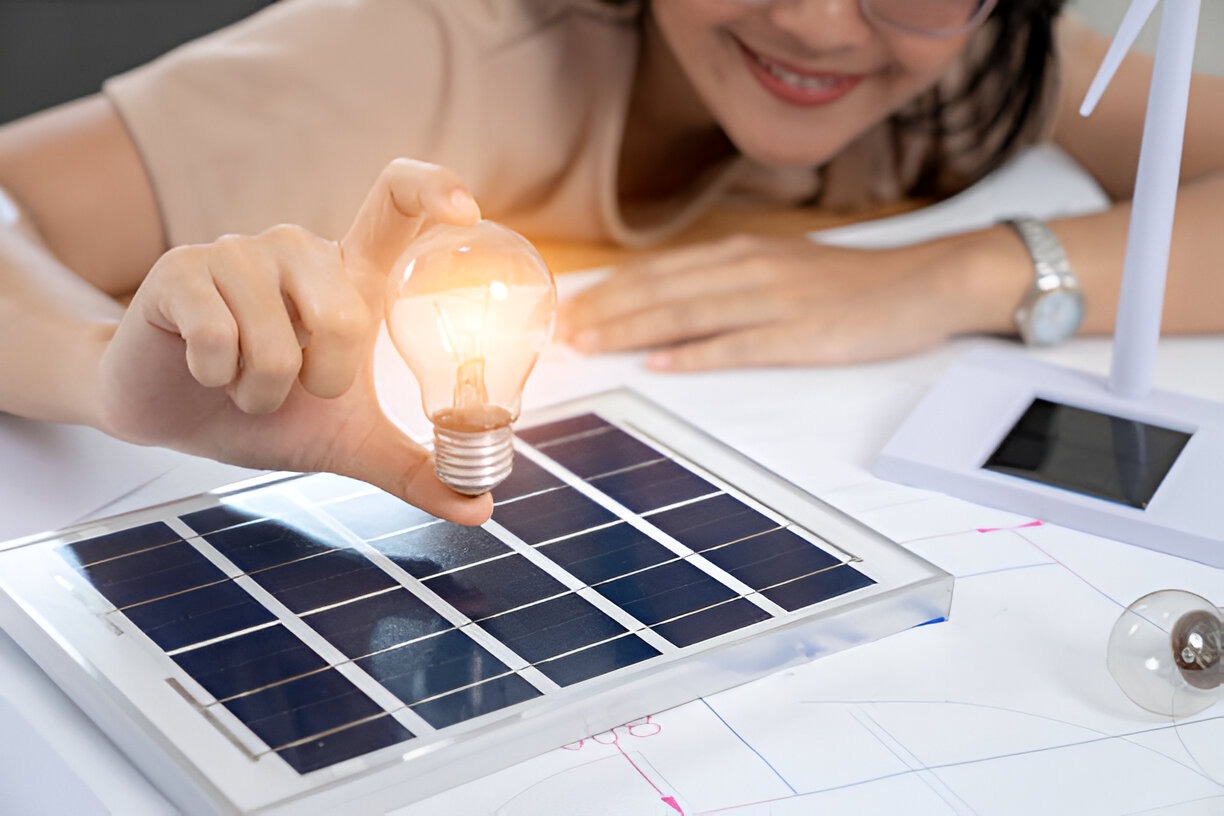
[2,148,1221,814]
[1,330,1221,816]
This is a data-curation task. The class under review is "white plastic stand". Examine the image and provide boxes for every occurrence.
[874,0,1224,567]
[874,347,1224,567]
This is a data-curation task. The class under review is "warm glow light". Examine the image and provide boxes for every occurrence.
[385,221,556,494]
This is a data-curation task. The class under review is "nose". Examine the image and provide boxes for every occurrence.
[765,0,875,51]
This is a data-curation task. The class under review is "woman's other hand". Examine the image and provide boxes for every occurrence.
[558,230,1028,371]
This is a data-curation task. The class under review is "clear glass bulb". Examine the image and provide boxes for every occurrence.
[1106,589,1223,718]
[385,220,556,495]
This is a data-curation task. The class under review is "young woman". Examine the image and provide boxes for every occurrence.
[1,0,1221,517]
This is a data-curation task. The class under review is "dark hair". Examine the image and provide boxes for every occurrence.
[898,0,1069,200]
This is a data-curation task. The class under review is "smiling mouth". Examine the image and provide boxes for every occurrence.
[738,41,864,106]
[757,55,842,89]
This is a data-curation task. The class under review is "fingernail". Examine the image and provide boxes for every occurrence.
[449,189,481,221]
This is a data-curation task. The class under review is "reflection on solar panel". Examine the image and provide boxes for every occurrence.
[0,389,952,815]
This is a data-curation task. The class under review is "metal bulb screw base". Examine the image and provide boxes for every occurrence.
[1172,609,1222,691]
[432,421,514,496]
[1107,589,1223,718]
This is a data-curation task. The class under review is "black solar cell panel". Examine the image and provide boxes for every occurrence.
[51,411,879,775]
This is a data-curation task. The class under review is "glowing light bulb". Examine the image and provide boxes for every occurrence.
[1106,589,1223,717]
[386,220,556,495]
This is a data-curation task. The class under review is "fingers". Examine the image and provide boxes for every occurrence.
[555,234,960,371]
[649,296,949,372]
[561,241,797,354]
[206,237,304,413]
[277,233,372,399]
[143,226,375,413]
[139,160,486,418]
[340,158,482,278]
[559,235,784,352]
[145,254,240,388]
[580,288,797,353]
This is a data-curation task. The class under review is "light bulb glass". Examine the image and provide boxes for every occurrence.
[386,220,556,495]
[1106,589,1223,718]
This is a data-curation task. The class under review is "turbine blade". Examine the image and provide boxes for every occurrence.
[1080,0,1161,116]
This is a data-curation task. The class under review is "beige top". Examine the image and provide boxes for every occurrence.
[104,0,783,248]
[105,0,1011,250]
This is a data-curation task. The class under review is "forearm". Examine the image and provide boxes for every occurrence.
[935,168,1223,341]
[1053,170,1224,337]
[0,185,122,425]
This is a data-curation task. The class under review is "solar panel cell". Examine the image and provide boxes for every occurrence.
[536,523,674,585]
[371,523,512,580]
[123,579,277,652]
[595,560,738,626]
[356,628,531,716]
[200,517,350,573]
[491,454,565,502]
[422,554,568,620]
[647,493,780,552]
[171,624,329,700]
[57,521,182,567]
[476,594,629,662]
[699,528,841,591]
[274,715,414,775]
[761,564,876,612]
[492,486,618,545]
[408,671,542,729]
[588,459,718,513]
[533,633,660,686]
[318,491,436,541]
[651,598,772,648]
[303,589,452,659]
[534,426,661,478]
[222,668,387,751]
[71,540,227,609]
[246,548,399,615]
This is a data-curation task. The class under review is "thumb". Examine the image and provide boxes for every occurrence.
[340,158,482,278]
[330,410,493,526]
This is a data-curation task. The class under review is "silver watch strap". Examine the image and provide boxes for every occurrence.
[1003,216,1076,291]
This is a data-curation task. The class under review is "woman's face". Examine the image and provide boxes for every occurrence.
[647,0,981,167]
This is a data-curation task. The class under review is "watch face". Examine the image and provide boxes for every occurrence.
[1029,289,1085,346]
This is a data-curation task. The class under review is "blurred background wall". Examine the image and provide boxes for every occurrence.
[0,0,275,124]
[1070,0,1224,75]
[0,0,1220,125]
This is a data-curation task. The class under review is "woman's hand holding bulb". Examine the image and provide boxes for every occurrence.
[95,159,493,525]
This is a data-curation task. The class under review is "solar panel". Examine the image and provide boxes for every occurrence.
[0,389,952,814]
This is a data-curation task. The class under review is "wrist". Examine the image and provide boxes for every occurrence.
[1,312,116,426]
[924,225,1036,337]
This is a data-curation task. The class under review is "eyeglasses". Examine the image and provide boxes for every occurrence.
[723,0,999,39]
[864,0,998,37]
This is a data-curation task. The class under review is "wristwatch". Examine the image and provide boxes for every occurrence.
[1004,216,1084,347]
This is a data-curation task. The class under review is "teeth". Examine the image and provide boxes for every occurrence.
[756,55,840,91]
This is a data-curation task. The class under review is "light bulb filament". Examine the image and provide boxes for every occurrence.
[455,357,488,410]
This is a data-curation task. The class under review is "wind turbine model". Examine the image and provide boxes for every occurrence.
[1083,0,1200,400]
[874,0,1223,567]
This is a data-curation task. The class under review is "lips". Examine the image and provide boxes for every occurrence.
[738,41,864,107]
